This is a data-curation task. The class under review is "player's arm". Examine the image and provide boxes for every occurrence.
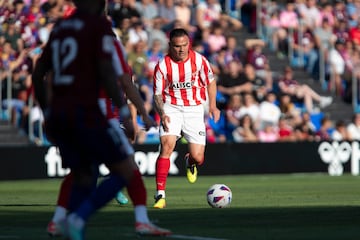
[118,73,155,130]
[32,55,50,110]
[118,73,146,118]
[153,94,169,132]
[153,94,165,118]
[152,64,170,132]
[99,59,123,108]
[207,80,220,122]
[204,58,220,123]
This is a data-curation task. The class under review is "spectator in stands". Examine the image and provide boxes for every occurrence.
[174,0,196,33]
[127,40,148,83]
[315,116,333,141]
[2,19,23,52]
[291,24,317,70]
[343,47,360,102]
[346,113,360,140]
[258,91,281,131]
[135,0,158,29]
[195,0,222,31]
[278,93,301,120]
[206,21,227,54]
[276,1,299,57]
[217,60,251,100]
[115,16,132,51]
[243,63,269,102]
[312,18,336,77]
[277,116,295,142]
[333,1,347,25]
[37,18,55,45]
[224,93,242,134]
[297,0,321,29]
[108,0,141,29]
[209,35,243,75]
[218,11,242,32]
[294,121,316,141]
[346,0,360,28]
[3,63,31,127]
[334,19,350,44]
[127,20,148,47]
[257,122,278,143]
[328,39,346,96]
[349,18,360,47]
[224,35,243,65]
[245,39,273,90]
[158,0,176,32]
[146,39,165,75]
[278,66,333,113]
[147,17,168,52]
[332,119,350,141]
[264,9,281,52]
[13,0,28,22]
[232,114,258,143]
[238,92,260,125]
[302,111,317,133]
[0,41,18,72]
[319,2,335,27]
[240,0,257,33]
[192,38,211,61]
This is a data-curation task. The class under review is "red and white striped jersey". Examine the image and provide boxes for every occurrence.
[153,50,215,106]
[98,36,130,120]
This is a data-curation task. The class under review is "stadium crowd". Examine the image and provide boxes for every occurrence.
[1,0,360,145]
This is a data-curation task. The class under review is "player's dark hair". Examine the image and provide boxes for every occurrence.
[73,0,106,15]
[169,28,189,41]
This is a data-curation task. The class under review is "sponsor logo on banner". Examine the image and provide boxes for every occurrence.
[318,141,360,176]
[44,146,179,177]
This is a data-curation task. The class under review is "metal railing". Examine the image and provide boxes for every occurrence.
[256,0,263,39]
[0,71,13,123]
[288,28,294,64]
[27,93,45,145]
[1,67,46,145]
[318,47,326,90]
[352,66,360,113]
[297,20,305,68]
[0,70,2,119]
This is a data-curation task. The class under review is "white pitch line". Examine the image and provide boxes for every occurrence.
[168,234,228,240]
[0,236,20,239]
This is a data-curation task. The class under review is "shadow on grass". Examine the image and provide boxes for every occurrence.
[0,206,359,240]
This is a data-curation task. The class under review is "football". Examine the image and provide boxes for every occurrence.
[206,184,232,208]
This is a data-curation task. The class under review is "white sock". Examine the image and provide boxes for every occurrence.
[157,190,165,198]
[134,205,150,223]
[52,206,67,223]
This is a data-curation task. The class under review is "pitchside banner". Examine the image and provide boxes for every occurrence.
[1,142,360,180]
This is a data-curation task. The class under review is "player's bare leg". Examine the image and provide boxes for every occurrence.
[154,135,176,209]
[185,143,205,183]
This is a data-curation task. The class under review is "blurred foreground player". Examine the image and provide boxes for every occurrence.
[32,0,171,239]
[46,38,171,237]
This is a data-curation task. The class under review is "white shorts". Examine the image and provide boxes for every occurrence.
[160,103,206,145]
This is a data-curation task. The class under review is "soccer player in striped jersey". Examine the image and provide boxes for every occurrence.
[152,28,220,209]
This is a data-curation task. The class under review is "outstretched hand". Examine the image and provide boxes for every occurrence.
[142,115,157,131]
[161,114,171,132]
[208,106,220,123]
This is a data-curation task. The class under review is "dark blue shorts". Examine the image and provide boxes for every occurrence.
[46,107,133,169]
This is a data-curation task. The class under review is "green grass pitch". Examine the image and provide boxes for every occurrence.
[0,174,359,240]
